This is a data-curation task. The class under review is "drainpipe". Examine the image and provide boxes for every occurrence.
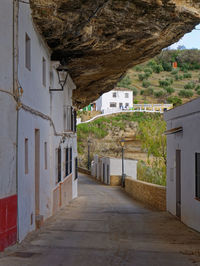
[13,0,19,242]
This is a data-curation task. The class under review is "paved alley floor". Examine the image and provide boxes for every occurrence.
[1,174,200,266]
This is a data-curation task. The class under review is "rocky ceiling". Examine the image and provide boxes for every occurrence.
[30,0,200,108]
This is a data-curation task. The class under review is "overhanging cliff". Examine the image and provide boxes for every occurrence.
[30,0,200,107]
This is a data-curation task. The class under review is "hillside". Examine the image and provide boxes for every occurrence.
[117,49,200,106]
[77,112,166,185]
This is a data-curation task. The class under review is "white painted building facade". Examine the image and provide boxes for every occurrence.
[96,88,133,114]
[0,0,78,250]
[92,155,137,184]
[164,97,200,233]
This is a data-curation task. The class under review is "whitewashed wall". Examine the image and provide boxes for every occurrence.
[164,97,200,233]
[0,0,17,199]
[96,90,133,112]
[16,3,77,241]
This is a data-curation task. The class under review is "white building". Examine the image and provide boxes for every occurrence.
[0,0,78,251]
[91,155,137,185]
[96,88,133,114]
[164,97,200,233]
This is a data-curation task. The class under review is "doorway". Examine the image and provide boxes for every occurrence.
[35,129,40,219]
[176,149,181,218]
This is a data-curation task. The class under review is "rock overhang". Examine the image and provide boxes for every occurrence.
[30,0,200,108]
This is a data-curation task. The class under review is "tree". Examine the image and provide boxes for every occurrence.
[137,116,166,164]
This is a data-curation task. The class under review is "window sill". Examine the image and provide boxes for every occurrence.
[194,197,200,202]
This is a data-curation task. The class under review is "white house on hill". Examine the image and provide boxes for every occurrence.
[96,88,133,114]
[164,97,200,233]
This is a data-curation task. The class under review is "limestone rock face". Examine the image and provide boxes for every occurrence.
[30,0,200,107]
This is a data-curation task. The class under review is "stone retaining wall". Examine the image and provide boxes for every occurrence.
[110,175,121,186]
[125,178,166,211]
[78,167,91,176]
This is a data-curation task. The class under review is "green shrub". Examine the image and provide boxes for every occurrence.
[174,74,179,81]
[183,73,192,79]
[147,60,157,68]
[135,66,142,72]
[171,69,179,75]
[117,75,131,88]
[164,87,175,94]
[133,99,138,104]
[159,78,173,88]
[162,62,172,72]
[131,87,138,96]
[184,82,195,90]
[179,90,193,98]
[138,73,146,81]
[195,85,200,91]
[154,90,165,98]
[142,80,151,88]
[197,90,200,95]
[167,96,182,106]
[144,68,153,75]
[152,64,163,73]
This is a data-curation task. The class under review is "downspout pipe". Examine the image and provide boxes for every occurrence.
[13,0,19,242]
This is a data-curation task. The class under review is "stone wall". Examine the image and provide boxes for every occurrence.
[78,167,91,176]
[110,175,121,186]
[125,177,166,211]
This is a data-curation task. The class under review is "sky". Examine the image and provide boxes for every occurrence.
[170,25,200,49]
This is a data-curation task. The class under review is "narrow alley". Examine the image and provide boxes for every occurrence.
[1,174,200,266]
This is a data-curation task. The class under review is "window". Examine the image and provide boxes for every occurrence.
[64,106,77,132]
[75,157,78,180]
[25,138,28,174]
[125,93,129,98]
[195,153,200,199]
[125,103,129,108]
[110,102,117,108]
[42,57,46,87]
[44,142,47,170]
[70,147,73,174]
[25,33,31,70]
[65,148,69,176]
[112,92,117,98]
[57,148,61,183]
[65,147,73,176]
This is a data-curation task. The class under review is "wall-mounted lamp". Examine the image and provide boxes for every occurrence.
[50,65,69,91]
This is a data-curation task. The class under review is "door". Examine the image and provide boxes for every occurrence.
[107,165,110,184]
[103,164,105,184]
[176,149,181,218]
[35,129,40,218]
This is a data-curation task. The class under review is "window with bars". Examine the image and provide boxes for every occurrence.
[57,148,62,183]
[25,33,31,71]
[64,106,77,132]
[65,147,69,177]
[195,153,200,199]
[42,57,46,87]
[70,147,73,174]
[75,157,78,180]
[65,147,73,177]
